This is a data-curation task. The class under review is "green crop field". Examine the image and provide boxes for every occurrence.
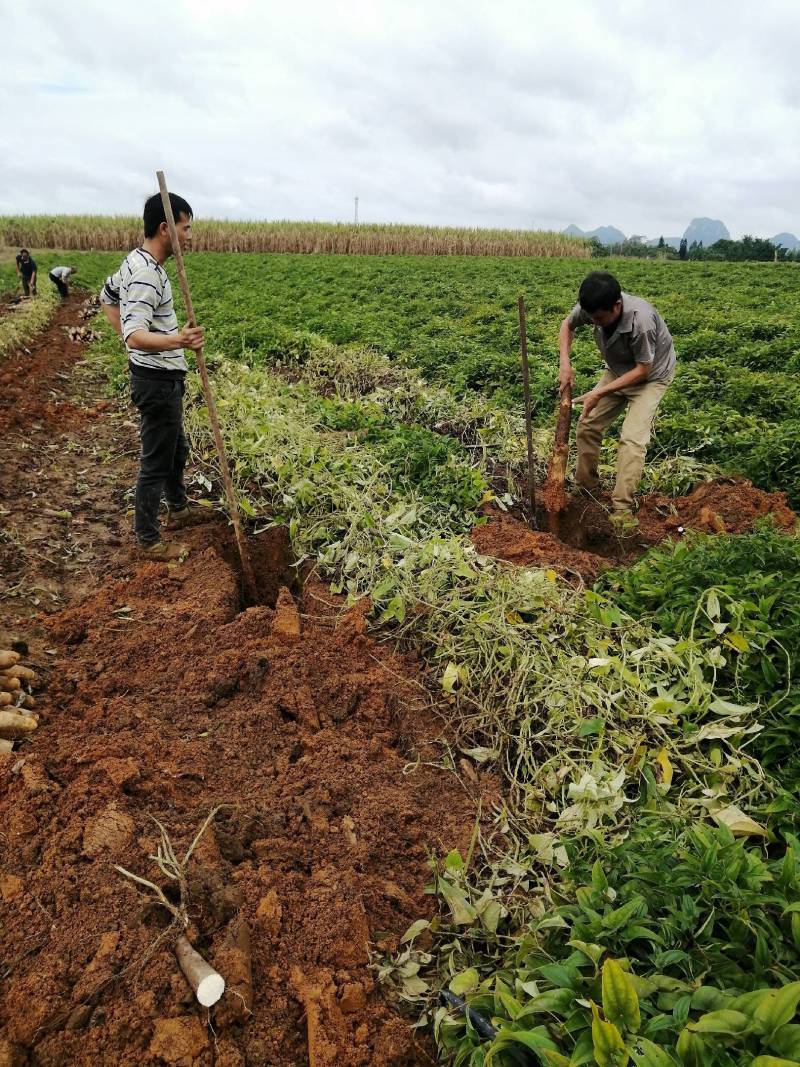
[12,250,796,503]
[6,247,800,1064]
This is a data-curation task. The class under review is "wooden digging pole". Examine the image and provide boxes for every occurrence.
[156,170,258,605]
[517,296,537,527]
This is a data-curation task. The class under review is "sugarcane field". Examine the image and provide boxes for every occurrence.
[3,4,800,1067]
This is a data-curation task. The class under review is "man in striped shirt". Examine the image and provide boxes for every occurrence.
[100,192,204,558]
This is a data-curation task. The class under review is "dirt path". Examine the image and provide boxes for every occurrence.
[0,299,485,1066]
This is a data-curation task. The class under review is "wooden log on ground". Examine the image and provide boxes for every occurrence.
[542,382,573,534]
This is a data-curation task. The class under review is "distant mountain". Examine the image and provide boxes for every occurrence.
[683,217,730,247]
[645,236,682,250]
[772,232,800,251]
[564,223,627,245]
[565,219,796,251]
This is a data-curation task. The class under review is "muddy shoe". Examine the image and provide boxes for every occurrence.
[609,511,639,533]
[138,539,189,561]
[164,506,197,530]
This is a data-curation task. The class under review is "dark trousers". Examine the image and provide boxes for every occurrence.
[130,377,189,546]
[49,272,68,299]
[21,276,36,296]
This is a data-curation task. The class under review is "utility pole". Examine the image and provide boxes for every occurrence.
[354,196,359,225]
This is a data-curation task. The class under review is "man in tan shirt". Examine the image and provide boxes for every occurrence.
[558,271,676,522]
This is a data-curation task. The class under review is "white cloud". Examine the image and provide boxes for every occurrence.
[3,0,799,238]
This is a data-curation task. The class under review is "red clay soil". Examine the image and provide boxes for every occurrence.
[0,297,487,1066]
[472,478,797,581]
[472,508,609,582]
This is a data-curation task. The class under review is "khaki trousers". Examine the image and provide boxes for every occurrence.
[575,370,670,513]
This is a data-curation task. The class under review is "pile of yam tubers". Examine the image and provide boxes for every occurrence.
[0,649,41,753]
[65,325,100,343]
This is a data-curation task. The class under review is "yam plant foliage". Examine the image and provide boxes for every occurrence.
[598,526,800,793]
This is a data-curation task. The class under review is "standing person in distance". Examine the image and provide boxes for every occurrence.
[558,271,676,526]
[49,265,77,300]
[99,192,204,560]
[15,249,37,297]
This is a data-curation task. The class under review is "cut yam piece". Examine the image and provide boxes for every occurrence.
[175,934,225,1007]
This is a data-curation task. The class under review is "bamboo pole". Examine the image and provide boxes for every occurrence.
[517,296,537,527]
[156,171,258,605]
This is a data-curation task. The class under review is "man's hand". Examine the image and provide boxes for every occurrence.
[559,365,575,396]
[177,325,204,351]
[572,388,603,420]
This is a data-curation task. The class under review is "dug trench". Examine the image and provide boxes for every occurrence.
[0,296,491,1066]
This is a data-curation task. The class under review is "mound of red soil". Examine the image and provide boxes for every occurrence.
[473,477,797,582]
[471,507,608,581]
[637,477,796,540]
[0,535,482,1066]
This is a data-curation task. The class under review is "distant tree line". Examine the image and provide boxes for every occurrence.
[591,235,800,262]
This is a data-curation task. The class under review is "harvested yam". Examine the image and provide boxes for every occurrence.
[0,651,20,670]
[0,677,21,692]
[4,665,38,686]
[175,934,225,1007]
[20,694,36,711]
[0,693,12,707]
[0,739,13,754]
[0,711,38,740]
[214,914,253,1023]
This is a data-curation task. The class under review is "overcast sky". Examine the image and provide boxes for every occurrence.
[3,0,798,238]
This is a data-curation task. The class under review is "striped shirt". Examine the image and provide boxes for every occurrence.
[100,247,187,376]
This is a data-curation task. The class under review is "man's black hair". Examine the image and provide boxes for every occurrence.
[143,192,193,239]
[19,248,29,256]
[578,272,622,313]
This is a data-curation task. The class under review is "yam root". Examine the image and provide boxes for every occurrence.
[175,934,225,1007]
[0,692,12,707]
[0,711,38,740]
[4,665,38,686]
[215,914,253,1023]
[542,383,573,532]
[0,651,20,670]
[0,738,13,754]
[0,677,21,692]
[20,694,36,711]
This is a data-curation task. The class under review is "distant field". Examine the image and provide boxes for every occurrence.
[4,251,798,503]
[0,217,589,257]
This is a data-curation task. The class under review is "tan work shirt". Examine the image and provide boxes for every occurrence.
[566,291,676,384]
